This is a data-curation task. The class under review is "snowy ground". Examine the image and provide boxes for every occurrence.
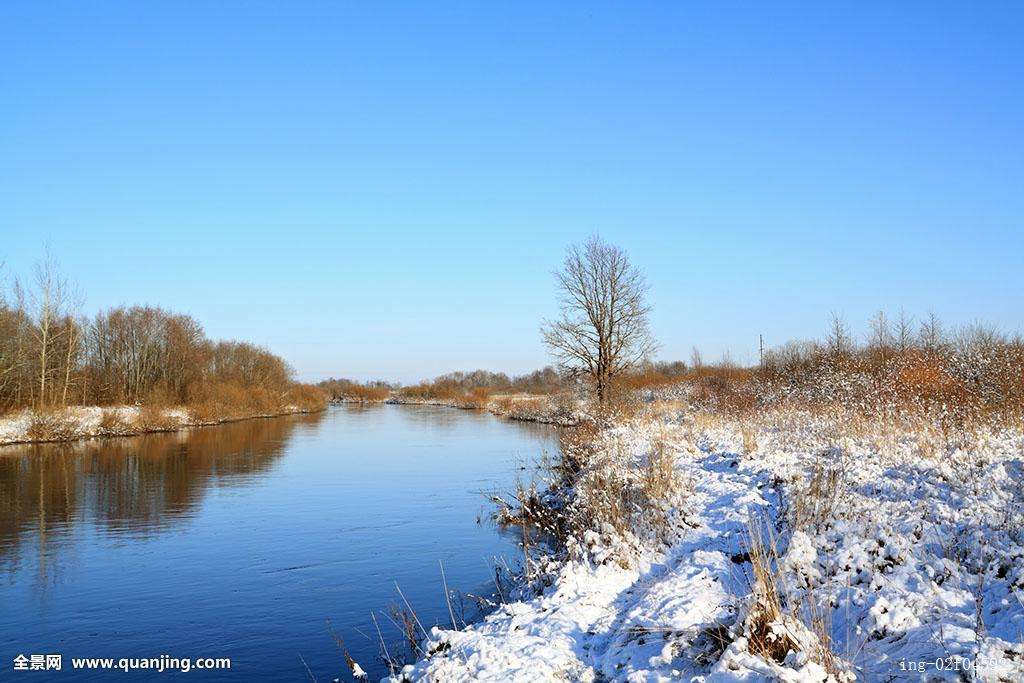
[0,404,315,445]
[383,393,580,425]
[390,405,1024,682]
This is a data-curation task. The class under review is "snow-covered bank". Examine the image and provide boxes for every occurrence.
[374,393,579,425]
[391,405,1024,681]
[0,404,325,446]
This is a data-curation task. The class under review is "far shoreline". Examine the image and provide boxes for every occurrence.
[330,392,579,426]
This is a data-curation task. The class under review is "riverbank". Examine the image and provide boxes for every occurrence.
[391,400,1024,681]
[0,403,327,446]
[335,392,580,426]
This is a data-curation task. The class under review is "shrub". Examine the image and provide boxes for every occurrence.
[463,386,492,409]
[509,421,690,566]
[136,405,181,432]
[26,410,79,442]
[284,383,329,411]
[98,408,135,436]
[734,523,852,680]
[318,378,390,402]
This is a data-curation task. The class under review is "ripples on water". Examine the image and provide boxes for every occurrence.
[0,405,556,680]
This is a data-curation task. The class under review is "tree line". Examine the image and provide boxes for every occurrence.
[0,258,321,414]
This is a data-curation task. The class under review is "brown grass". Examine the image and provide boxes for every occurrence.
[349,384,390,402]
[98,408,134,436]
[489,395,516,415]
[25,409,79,442]
[790,454,846,534]
[184,380,326,424]
[740,422,758,455]
[284,383,329,411]
[742,521,848,677]
[320,379,390,403]
[744,523,795,664]
[546,425,688,563]
[136,405,181,432]
[490,394,563,421]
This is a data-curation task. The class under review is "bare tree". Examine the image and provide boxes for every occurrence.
[690,346,704,370]
[895,308,915,354]
[60,312,84,406]
[541,236,656,403]
[0,270,23,404]
[826,312,852,358]
[29,254,71,408]
[868,309,892,365]
[919,311,944,353]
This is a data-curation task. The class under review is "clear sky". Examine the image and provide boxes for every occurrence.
[2,2,1021,382]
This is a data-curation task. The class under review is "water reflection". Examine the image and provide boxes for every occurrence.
[0,405,555,681]
[0,413,324,573]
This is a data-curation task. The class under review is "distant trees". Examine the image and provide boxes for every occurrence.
[650,360,687,377]
[318,378,395,402]
[0,258,318,414]
[542,236,656,403]
[319,367,566,405]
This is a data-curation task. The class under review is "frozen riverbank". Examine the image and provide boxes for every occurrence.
[0,404,326,446]
[390,404,1024,681]
[333,392,580,426]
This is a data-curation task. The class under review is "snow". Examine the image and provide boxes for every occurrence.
[392,406,1024,682]
[385,394,581,426]
[0,404,314,445]
[0,406,146,444]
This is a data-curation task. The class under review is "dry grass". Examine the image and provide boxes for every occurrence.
[136,405,181,432]
[490,393,567,422]
[388,603,422,661]
[25,409,79,441]
[395,382,491,409]
[555,424,689,563]
[789,454,846,534]
[488,394,517,415]
[186,380,325,424]
[97,408,134,436]
[597,382,648,423]
[742,522,848,677]
[740,422,758,455]
[464,386,493,409]
[744,523,795,664]
[320,378,391,402]
[640,430,682,510]
[284,383,329,411]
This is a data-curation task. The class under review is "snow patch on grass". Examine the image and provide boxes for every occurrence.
[393,407,1024,681]
[0,404,318,445]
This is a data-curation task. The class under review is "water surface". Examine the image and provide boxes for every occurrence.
[0,404,555,680]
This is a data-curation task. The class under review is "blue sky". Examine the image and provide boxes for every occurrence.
[2,2,1021,382]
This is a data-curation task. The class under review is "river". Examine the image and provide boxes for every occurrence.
[0,404,556,680]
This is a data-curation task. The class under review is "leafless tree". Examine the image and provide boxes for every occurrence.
[919,311,944,353]
[541,236,656,403]
[0,269,23,403]
[29,254,72,408]
[868,310,893,365]
[826,312,852,358]
[868,310,891,350]
[895,309,915,355]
